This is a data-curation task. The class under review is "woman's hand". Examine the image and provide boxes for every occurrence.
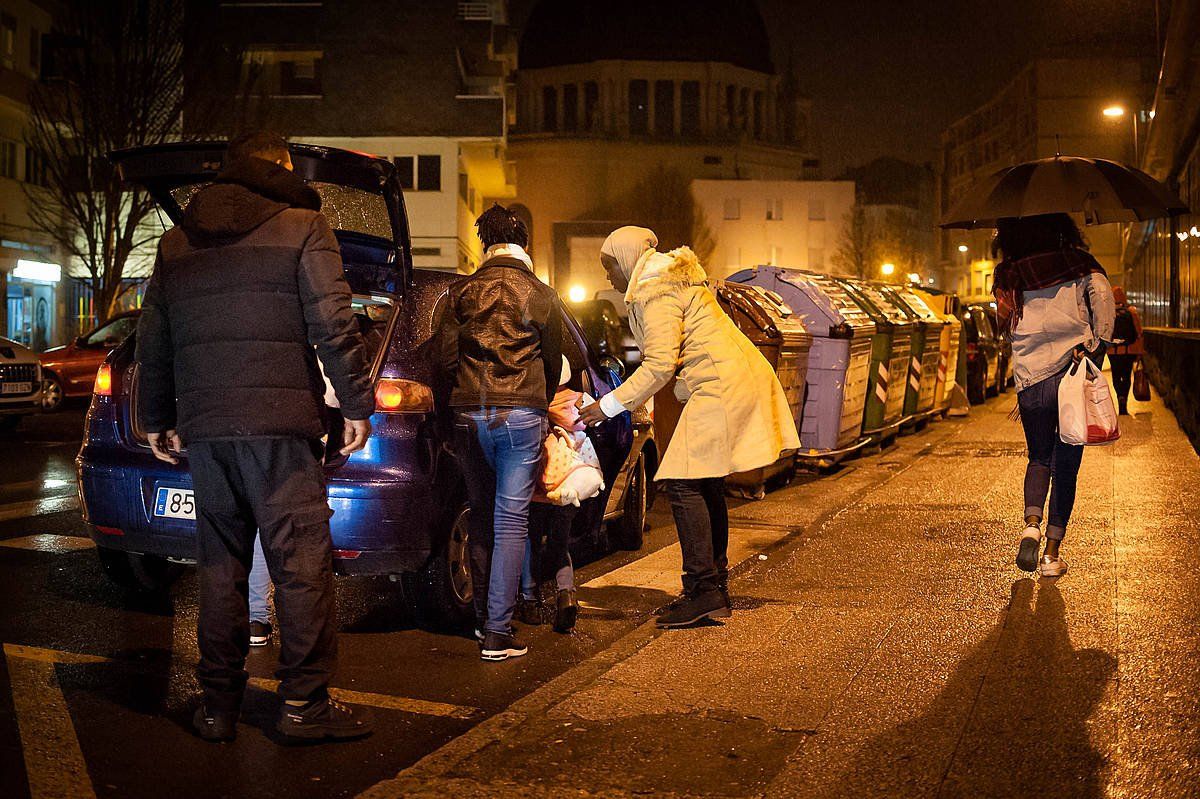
[578,402,608,427]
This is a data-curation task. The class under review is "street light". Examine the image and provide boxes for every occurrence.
[907,272,920,284]
[1102,104,1138,161]
[1102,105,1125,118]
[880,262,895,276]
[957,244,969,253]
[568,285,587,303]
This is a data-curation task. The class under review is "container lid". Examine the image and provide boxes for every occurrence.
[836,278,912,328]
[889,287,944,325]
[773,268,874,331]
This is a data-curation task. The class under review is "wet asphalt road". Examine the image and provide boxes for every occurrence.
[0,405,728,798]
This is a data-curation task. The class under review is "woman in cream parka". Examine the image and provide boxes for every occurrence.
[580,226,799,628]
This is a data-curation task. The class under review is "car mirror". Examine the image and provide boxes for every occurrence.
[599,356,625,380]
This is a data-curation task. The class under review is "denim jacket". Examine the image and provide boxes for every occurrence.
[1011,273,1115,392]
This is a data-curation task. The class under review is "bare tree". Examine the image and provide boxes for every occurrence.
[831,204,877,278]
[874,207,924,283]
[616,166,717,265]
[23,0,236,324]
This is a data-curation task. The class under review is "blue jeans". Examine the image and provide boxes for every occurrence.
[248,533,271,623]
[1017,368,1085,541]
[455,408,547,635]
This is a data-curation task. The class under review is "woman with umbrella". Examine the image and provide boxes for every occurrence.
[991,214,1114,578]
[943,155,1186,578]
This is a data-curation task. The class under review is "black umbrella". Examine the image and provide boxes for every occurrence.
[940,156,1188,229]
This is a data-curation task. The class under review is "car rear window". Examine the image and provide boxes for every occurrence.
[171,181,392,240]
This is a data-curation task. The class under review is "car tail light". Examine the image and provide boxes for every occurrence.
[374,379,433,414]
[94,364,112,396]
[333,549,360,559]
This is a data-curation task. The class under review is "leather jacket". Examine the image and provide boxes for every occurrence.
[433,255,562,410]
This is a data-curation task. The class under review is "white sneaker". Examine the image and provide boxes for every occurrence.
[1038,555,1069,578]
[1016,525,1042,572]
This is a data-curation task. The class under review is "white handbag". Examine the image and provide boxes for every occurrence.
[1058,358,1120,446]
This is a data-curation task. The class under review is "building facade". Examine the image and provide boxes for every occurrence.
[692,179,854,281]
[936,58,1150,298]
[509,0,818,288]
[0,0,65,349]
[196,0,517,273]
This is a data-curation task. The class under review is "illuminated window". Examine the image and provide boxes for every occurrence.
[723,199,740,220]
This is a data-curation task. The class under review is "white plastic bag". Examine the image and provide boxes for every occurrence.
[1058,358,1120,446]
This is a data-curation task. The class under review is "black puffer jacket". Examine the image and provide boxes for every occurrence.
[434,254,562,410]
[135,157,374,443]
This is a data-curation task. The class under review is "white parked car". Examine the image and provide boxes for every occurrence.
[0,336,44,432]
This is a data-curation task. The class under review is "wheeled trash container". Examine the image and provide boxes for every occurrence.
[913,287,962,416]
[729,266,874,466]
[713,281,810,497]
[835,278,914,444]
[884,285,945,424]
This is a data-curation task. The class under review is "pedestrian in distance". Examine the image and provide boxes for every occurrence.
[1107,285,1145,415]
[136,131,375,743]
[579,226,800,628]
[432,204,562,662]
[992,213,1115,579]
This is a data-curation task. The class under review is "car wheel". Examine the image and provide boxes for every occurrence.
[41,374,64,411]
[610,452,647,551]
[97,548,182,593]
[403,501,474,630]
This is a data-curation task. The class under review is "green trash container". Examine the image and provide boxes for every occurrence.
[834,278,914,443]
[883,285,945,422]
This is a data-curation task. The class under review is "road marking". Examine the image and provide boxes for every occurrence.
[0,534,95,553]
[582,525,795,593]
[0,495,80,522]
[4,644,98,799]
[247,678,480,720]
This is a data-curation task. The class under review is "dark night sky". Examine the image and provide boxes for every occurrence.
[757,0,1159,175]
[513,0,1159,175]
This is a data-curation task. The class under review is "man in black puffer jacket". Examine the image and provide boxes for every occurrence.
[136,131,374,744]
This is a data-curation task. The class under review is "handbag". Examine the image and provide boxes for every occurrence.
[1058,358,1120,446]
[1132,357,1151,402]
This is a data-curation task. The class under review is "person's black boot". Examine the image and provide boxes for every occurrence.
[515,596,544,626]
[192,704,238,743]
[276,697,374,742]
[553,589,578,633]
[655,589,731,629]
[717,577,731,610]
[1118,400,1130,416]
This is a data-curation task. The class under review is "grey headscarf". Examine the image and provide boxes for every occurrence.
[601,226,658,280]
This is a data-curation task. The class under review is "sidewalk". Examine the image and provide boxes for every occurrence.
[362,389,1200,799]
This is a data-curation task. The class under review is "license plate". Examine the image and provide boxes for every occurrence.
[153,487,195,520]
[1,382,31,395]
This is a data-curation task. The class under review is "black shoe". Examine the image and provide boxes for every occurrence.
[276,697,374,741]
[480,630,529,661]
[655,589,732,629]
[192,704,237,743]
[717,578,731,609]
[553,589,578,633]
[249,621,273,648]
[515,596,545,626]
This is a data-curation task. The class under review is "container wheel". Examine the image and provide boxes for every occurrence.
[403,501,474,630]
[97,548,182,593]
[610,452,647,551]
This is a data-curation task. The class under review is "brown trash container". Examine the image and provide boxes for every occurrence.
[712,281,811,498]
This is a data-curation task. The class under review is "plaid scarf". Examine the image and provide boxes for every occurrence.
[992,247,1107,334]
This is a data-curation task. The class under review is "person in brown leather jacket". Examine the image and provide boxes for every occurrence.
[433,204,561,661]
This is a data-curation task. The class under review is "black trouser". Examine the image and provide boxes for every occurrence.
[663,477,729,595]
[1109,354,1136,407]
[188,437,336,712]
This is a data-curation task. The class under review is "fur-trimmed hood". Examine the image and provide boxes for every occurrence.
[624,246,709,305]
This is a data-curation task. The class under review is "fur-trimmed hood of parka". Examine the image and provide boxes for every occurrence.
[624,246,708,306]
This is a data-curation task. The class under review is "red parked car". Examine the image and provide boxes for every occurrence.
[39,311,140,411]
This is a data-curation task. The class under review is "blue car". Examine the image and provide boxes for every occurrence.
[76,142,657,626]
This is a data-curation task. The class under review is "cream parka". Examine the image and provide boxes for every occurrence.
[610,247,800,480]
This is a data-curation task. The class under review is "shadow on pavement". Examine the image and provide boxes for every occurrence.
[834,578,1116,798]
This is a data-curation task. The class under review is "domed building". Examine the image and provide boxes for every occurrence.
[509,0,817,290]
